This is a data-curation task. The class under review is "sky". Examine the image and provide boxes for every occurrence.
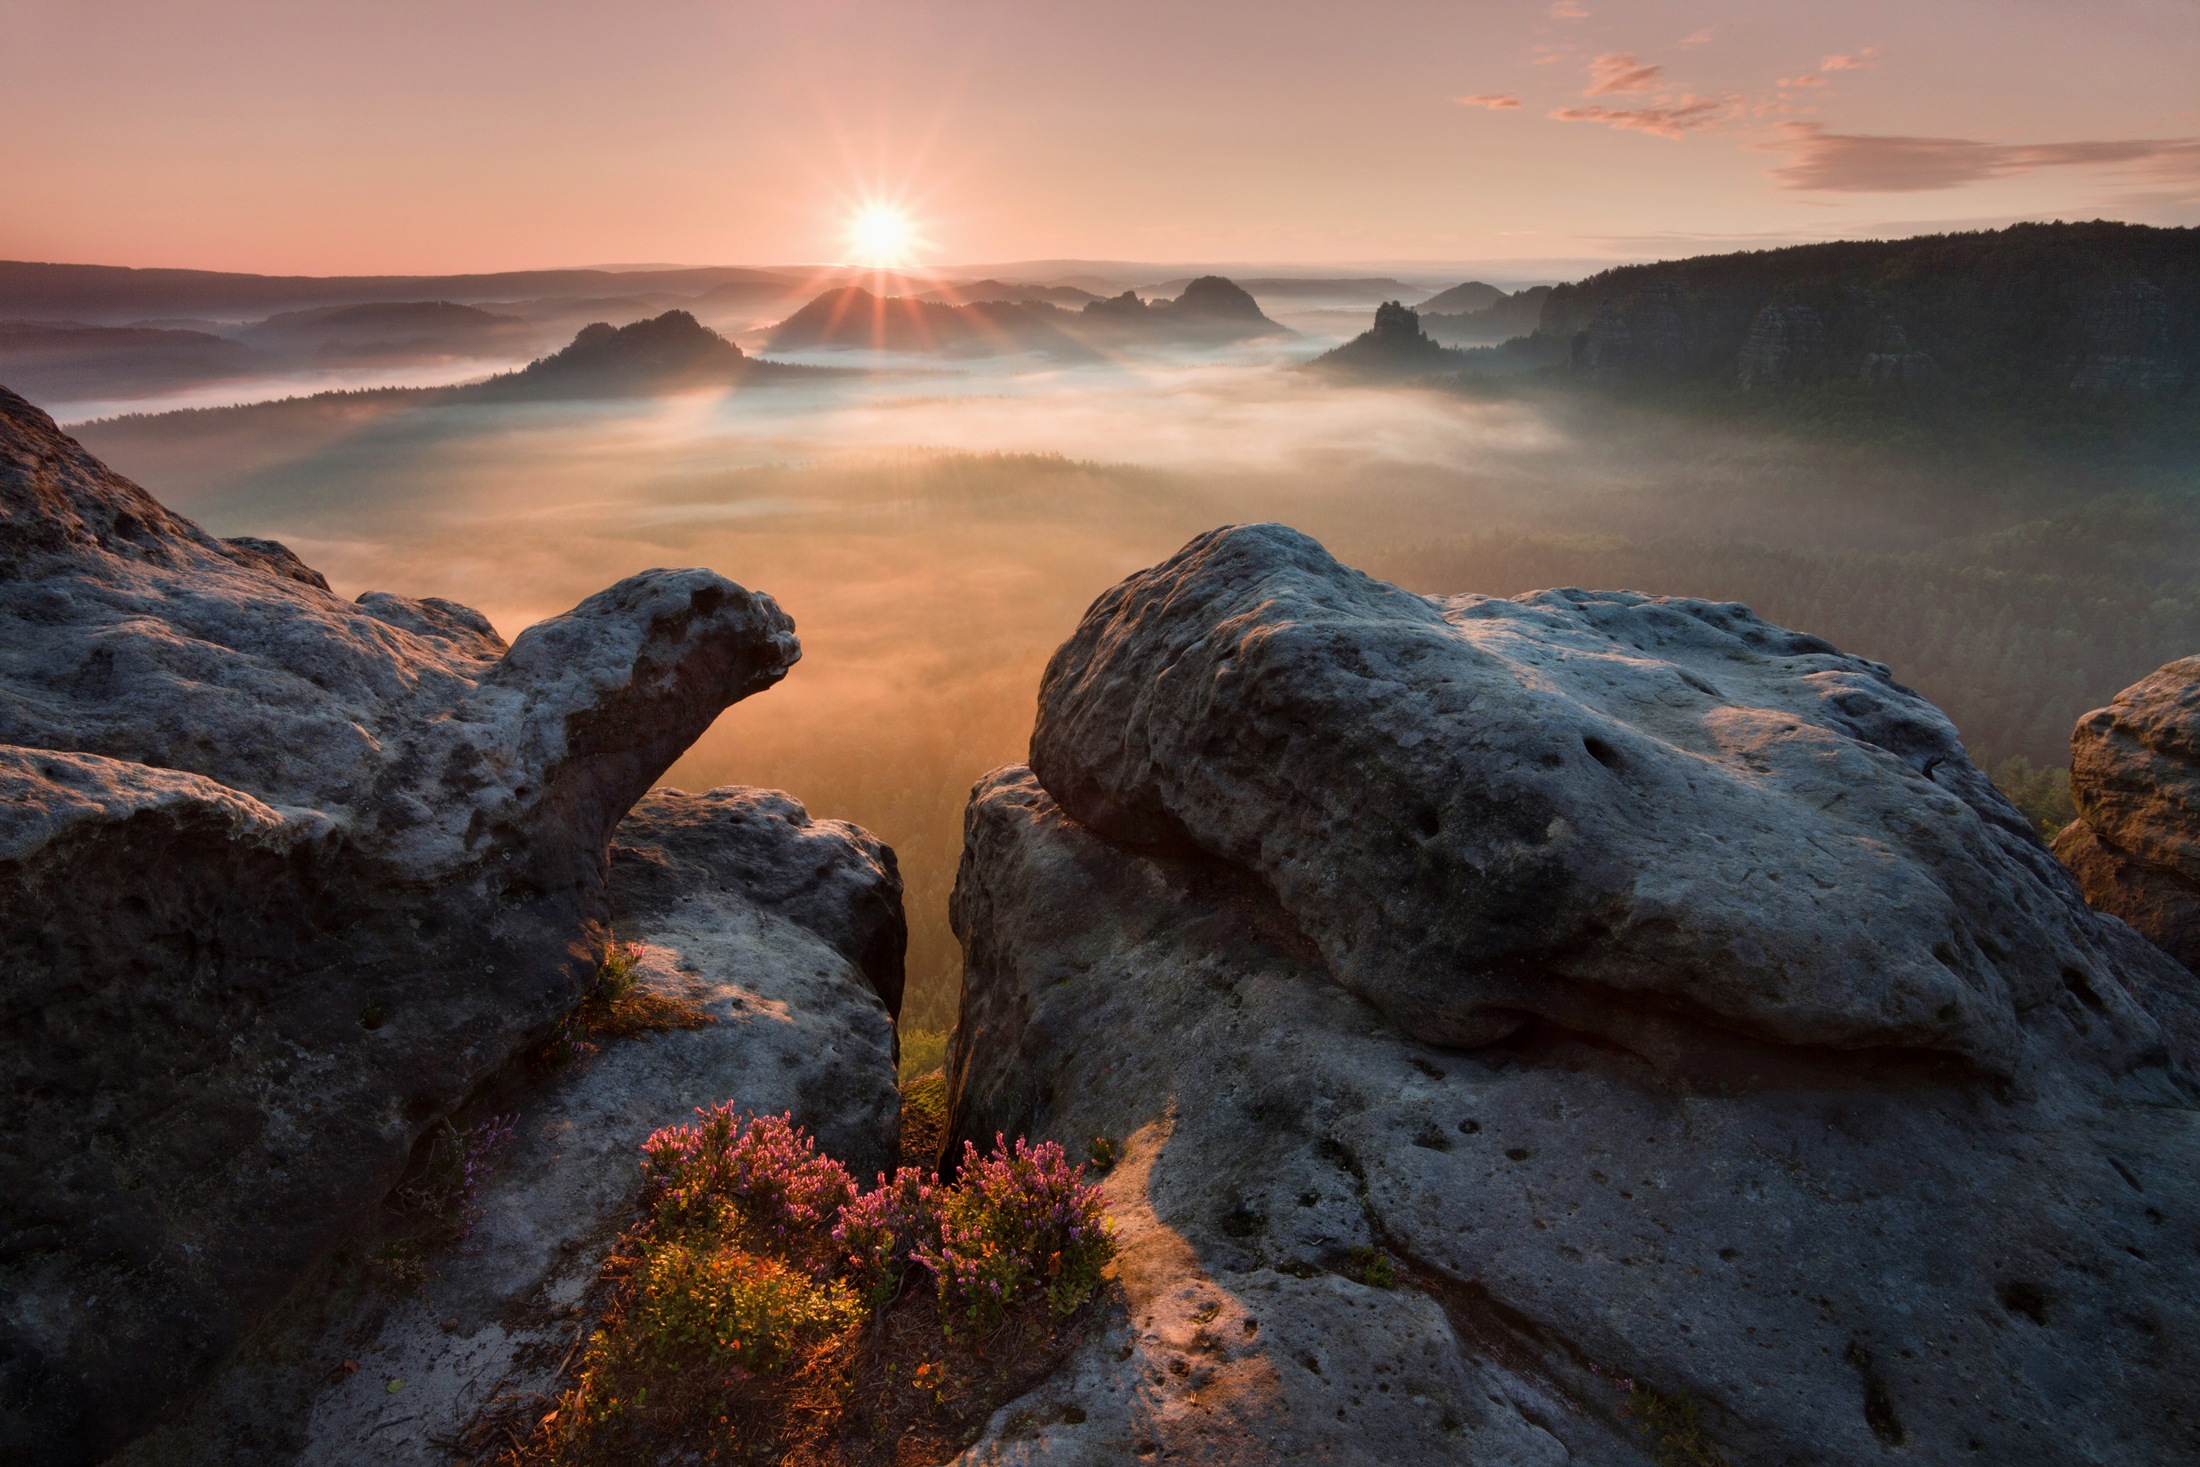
[4,0,2197,275]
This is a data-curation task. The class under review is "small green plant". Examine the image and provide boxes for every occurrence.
[1086,1134,1119,1172]
[1616,1377,1729,1467]
[1348,1245,1395,1289]
[631,1242,862,1374]
[596,941,641,1005]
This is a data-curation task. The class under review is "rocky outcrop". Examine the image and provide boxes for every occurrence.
[2054,659,2200,1032]
[473,309,820,397]
[0,385,802,1463]
[1311,302,1468,379]
[1734,301,1825,389]
[945,524,2200,1464]
[123,787,905,1466]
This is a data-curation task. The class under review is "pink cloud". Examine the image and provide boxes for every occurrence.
[1457,94,1524,109]
[1585,53,1664,95]
[1549,1,1588,19]
[1777,74,1827,89]
[1768,122,2200,191]
[1677,28,1716,48]
[1819,47,1886,72]
[1551,95,1730,140]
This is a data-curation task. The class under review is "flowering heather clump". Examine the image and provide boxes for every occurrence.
[520,1113,1115,1464]
[640,1108,857,1270]
[913,1134,1115,1335]
[833,1166,938,1309]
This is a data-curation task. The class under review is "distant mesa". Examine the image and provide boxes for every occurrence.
[471,310,818,398]
[767,276,1288,358]
[1533,220,2198,399]
[766,287,1101,360]
[1309,300,1471,378]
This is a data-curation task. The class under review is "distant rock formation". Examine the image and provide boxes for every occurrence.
[1072,275,1291,344]
[765,286,1099,360]
[1735,300,1827,389]
[944,524,2200,1464]
[1309,301,1468,378]
[0,386,805,1463]
[141,788,905,1465]
[768,276,1287,358]
[474,309,811,397]
[1419,283,1551,346]
[2055,658,2200,1005]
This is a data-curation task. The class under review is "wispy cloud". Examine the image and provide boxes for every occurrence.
[1549,1,1588,19]
[1584,53,1664,95]
[1768,122,2200,191]
[1552,96,1731,140]
[1776,74,1827,89]
[1676,28,1715,48]
[1457,94,1524,110]
[1819,47,1886,72]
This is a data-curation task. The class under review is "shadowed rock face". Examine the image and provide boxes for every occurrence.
[0,386,800,1464]
[123,787,903,1467]
[948,524,2200,1464]
[2054,658,2200,1040]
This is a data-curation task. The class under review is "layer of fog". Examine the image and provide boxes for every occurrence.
[71,347,2169,1031]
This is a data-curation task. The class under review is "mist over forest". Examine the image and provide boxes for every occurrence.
[33,228,2193,1032]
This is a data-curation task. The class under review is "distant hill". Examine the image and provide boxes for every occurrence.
[916,279,1102,308]
[239,300,538,365]
[1512,222,2198,422]
[1422,285,1552,347]
[0,261,808,325]
[0,321,269,401]
[471,310,819,398]
[1307,302,1469,378]
[1074,276,1291,344]
[1416,281,1507,315]
[765,288,1100,359]
[1144,276,1426,306]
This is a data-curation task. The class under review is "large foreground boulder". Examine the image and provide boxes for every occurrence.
[0,385,800,1463]
[2054,659,2200,1029]
[123,786,905,1466]
[946,525,2200,1464]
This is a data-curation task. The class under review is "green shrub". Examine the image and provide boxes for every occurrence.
[630,1242,861,1375]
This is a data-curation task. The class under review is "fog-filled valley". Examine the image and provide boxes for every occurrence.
[52,256,2199,1033]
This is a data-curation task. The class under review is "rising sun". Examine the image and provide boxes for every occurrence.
[847,204,918,269]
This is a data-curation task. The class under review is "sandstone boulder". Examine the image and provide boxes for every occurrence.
[948,525,2200,1464]
[122,786,904,1466]
[2054,659,2200,1042]
[0,385,801,1463]
[1030,523,2179,1075]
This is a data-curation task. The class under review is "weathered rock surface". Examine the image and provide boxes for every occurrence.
[120,786,904,1466]
[2055,659,2200,1012]
[949,525,2200,1464]
[1031,523,2183,1076]
[0,385,801,1463]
